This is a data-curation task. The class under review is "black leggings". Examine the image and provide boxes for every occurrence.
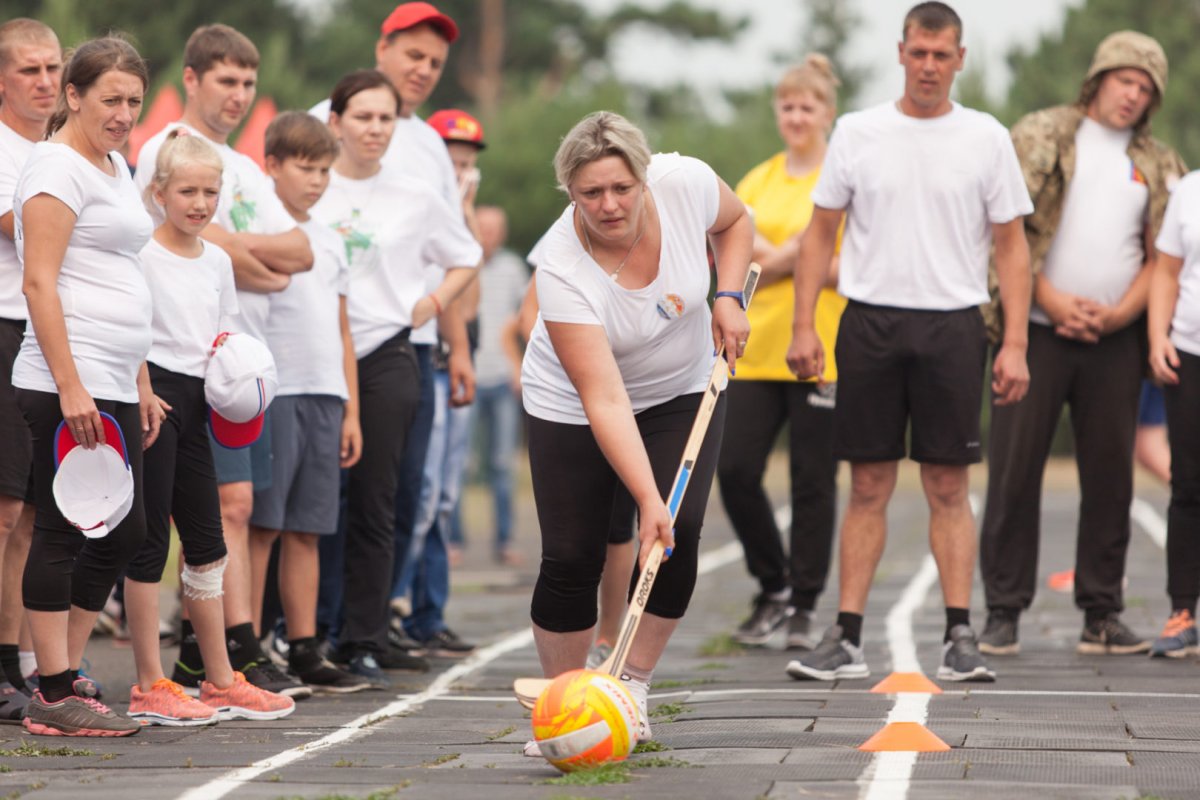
[125,364,226,583]
[527,392,726,632]
[716,379,836,608]
[1165,348,1200,611]
[16,388,147,612]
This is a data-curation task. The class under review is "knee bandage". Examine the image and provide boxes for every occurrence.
[180,556,227,601]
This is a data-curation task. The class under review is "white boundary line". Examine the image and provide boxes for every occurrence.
[856,493,980,800]
[178,508,758,799]
[423,686,1200,702]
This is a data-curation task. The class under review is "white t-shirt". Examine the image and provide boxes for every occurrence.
[135,122,299,341]
[311,167,481,359]
[813,102,1033,310]
[1153,170,1200,357]
[1031,118,1148,326]
[12,144,154,403]
[521,153,720,425]
[0,120,36,321]
[266,218,350,398]
[475,248,529,388]
[143,238,238,378]
[310,99,465,345]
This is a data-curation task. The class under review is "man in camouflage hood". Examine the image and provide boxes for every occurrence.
[979,31,1185,657]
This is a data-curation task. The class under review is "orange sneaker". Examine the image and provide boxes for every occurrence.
[200,671,295,721]
[128,679,218,727]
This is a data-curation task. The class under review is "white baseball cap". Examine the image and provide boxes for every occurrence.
[205,332,278,449]
[52,412,134,539]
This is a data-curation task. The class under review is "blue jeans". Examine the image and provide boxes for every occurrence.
[472,381,519,553]
[396,369,472,639]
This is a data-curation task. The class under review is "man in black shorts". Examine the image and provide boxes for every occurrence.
[785,2,1032,683]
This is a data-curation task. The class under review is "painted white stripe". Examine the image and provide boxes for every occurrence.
[178,506,758,799]
[856,493,981,800]
[175,630,534,800]
[423,686,1200,703]
[1131,497,1167,549]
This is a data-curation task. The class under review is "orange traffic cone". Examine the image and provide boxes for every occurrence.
[859,721,950,752]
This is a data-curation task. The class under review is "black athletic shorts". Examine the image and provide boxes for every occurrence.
[833,300,986,465]
[0,318,33,502]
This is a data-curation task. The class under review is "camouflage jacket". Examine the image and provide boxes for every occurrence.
[984,104,1187,342]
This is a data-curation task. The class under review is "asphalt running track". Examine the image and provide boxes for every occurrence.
[0,461,1194,800]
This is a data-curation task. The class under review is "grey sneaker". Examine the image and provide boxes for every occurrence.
[242,660,313,699]
[1078,613,1150,655]
[733,592,794,646]
[1149,610,1200,658]
[785,609,819,651]
[23,679,139,737]
[585,641,612,670]
[978,608,1020,656]
[937,625,996,682]
[785,625,869,681]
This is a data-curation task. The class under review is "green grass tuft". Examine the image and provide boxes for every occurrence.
[697,634,744,657]
[542,762,631,785]
[0,740,93,757]
[632,740,670,753]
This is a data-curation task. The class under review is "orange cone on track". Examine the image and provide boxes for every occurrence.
[870,672,942,694]
[859,721,950,752]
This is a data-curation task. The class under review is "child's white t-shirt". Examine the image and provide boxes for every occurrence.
[143,238,239,378]
[265,218,350,399]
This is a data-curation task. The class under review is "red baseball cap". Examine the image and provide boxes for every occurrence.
[381,3,459,43]
[426,109,485,149]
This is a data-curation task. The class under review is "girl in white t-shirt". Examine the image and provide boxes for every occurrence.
[124,130,293,726]
[13,36,161,738]
[309,70,480,675]
[519,112,752,748]
[1147,172,1200,655]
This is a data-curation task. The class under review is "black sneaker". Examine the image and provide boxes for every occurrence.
[785,609,819,651]
[979,608,1020,656]
[171,661,206,698]
[937,625,996,682]
[1078,613,1150,655]
[785,625,869,681]
[387,626,428,657]
[242,660,313,700]
[347,651,392,688]
[293,658,373,694]
[378,642,430,673]
[420,628,475,658]
[733,592,793,646]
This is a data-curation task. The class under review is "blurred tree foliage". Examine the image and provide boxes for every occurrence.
[12,0,866,252]
[964,0,1199,165]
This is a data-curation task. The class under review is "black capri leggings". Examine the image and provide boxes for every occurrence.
[17,388,147,612]
[528,392,726,632]
[125,364,226,583]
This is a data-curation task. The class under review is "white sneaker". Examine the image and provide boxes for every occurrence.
[619,675,652,743]
[522,739,542,757]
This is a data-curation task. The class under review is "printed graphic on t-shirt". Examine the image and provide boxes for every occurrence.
[655,293,684,321]
[229,178,258,233]
[1131,161,1147,186]
[330,211,377,277]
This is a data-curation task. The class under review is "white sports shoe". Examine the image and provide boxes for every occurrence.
[619,675,652,743]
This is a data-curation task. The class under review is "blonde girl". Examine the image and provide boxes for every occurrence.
[124,130,293,726]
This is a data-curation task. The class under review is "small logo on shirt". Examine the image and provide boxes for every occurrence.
[655,293,684,320]
[1130,161,1147,186]
[808,383,836,409]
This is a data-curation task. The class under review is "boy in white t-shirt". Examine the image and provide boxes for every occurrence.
[787,2,1033,684]
[248,113,370,694]
[134,24,312,698]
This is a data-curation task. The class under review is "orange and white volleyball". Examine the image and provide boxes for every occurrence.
[531,669,640,772]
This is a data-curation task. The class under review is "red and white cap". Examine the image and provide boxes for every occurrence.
[52,412,134,539]
[205,332,278,449]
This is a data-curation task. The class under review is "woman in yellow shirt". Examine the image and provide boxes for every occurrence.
[718,55,845,650]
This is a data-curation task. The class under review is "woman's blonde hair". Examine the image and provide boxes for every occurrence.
[143,128,223,212]
[553,111,652,194]
[776,53,841,109]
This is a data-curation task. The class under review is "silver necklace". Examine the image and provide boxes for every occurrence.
[580,208,646,283]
